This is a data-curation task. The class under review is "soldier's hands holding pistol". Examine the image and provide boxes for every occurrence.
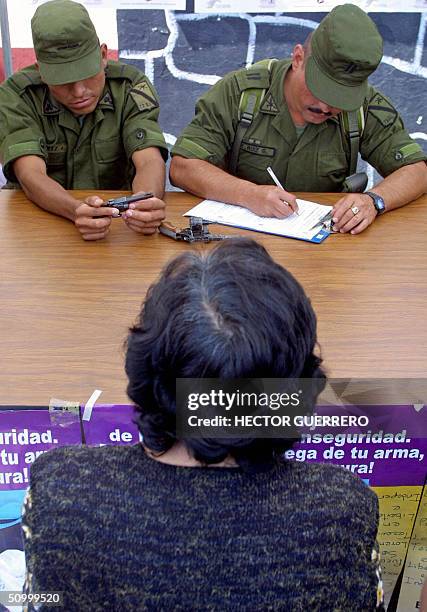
[120,192,166,235]
[74,192,166,241]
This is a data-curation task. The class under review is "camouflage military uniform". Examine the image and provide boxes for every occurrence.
[172,59,426,192]
[0,61,168,190]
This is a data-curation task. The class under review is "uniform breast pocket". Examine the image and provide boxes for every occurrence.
[95,137,123,163]
[46,142,67,167]
[94,136,128,189]
[237,141,277,184]
[317,151,349,190]
[317,151,349,178]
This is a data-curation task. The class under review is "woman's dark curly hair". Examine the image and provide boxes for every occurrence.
[126,238,325,472]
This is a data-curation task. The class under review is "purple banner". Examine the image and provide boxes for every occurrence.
[291,404,427,486]
[1,404,425,492]
[0,408,82,589]
[81,404,425,487]
[0,409,82,492]
[83,404,139,446]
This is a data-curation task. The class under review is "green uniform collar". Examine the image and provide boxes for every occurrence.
[259,59,291,117]
[261,59,340,151]
[42,82,115,118]
[261,59,340,125]
[98,84,115,111]
[42,89,61,115]
[265,60,298,148]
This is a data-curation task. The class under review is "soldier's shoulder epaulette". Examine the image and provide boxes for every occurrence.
[7,66,43,93]
[234,59,276,92]
[105,60,146,84]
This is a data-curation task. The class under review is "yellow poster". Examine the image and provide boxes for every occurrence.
[396,485,427,611]
[374,486,425,609]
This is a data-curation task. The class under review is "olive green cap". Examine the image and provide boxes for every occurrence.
[305,4,383,111]
[31,0,101,85]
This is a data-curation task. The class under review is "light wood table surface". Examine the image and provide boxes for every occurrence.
[0,190,426,405]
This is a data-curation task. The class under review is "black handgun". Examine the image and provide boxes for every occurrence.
[101,192,153,215]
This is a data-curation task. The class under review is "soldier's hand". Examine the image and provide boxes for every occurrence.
[246,185,298,218]
[74,196,119,241]
[332,194,377,234]
[122,195,166,235]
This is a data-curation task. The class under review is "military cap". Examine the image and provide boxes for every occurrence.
[31,0,101,85]
[305,3,383,111]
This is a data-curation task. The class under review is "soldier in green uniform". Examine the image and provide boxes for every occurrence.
[171,4,427,235]
[0,0,168,241]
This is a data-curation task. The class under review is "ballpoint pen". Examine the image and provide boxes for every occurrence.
[266,166,299,215]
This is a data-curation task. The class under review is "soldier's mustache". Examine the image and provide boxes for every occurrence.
[308,106,332,116]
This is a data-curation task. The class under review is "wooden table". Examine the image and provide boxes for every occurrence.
[1,190,426,405]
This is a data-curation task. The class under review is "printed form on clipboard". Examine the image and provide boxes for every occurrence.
[184,198,333,243]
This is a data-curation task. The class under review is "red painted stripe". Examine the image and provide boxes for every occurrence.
[1,48,119,82]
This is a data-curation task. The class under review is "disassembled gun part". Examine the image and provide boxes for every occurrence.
[159,217,230,243]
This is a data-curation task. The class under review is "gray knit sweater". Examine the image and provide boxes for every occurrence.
[22,444,383,611]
